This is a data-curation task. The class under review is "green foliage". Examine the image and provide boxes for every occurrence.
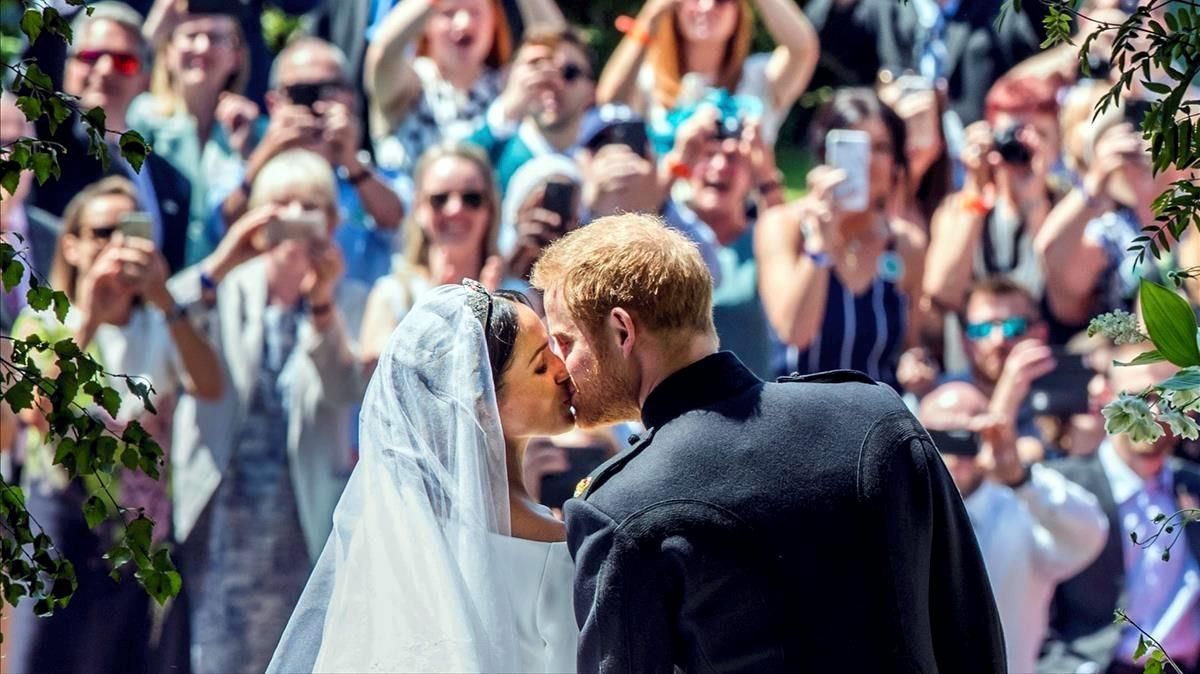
[1,0,175,627]
[1038,0,1200,269]
[262,5,303,55]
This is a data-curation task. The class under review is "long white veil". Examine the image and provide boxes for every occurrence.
[267,284,519,673]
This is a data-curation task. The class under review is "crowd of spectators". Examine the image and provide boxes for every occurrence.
[1,0,1198,673]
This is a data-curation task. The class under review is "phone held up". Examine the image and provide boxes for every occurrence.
[266,208,326,247]
[540,180,577,227]
[927,429,980,457]
[118,212,153,241]
[825,129,871,213]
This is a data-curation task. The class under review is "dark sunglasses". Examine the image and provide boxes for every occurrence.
[72,49,141,75]
[561,63,589,83]
[964,317,1031,342]
[284,80,348,108]
[80,225,119,242]
[429,191,486,211]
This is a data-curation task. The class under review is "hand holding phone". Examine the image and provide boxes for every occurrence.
[825,129,871,212]
[927,428,980,457]
[118,212,154,241]
[267,207,326,246]
[540,180,577,228]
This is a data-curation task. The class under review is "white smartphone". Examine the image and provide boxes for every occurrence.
[118,212,154,241]
[267,208,326,246]
[825,129,871,213]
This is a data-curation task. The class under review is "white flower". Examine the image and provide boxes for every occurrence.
[1102,394,1164,443]
[1159,409,1200,440]
[1087,310,1148,345]
[1163,387,1200,413]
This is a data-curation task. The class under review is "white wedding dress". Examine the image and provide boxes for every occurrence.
[491,529,578,673]
[267,285,579,673]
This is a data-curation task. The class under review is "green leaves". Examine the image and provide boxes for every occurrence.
[2,255,23,292]
[83,495,107,529]
[119,131,149,174]
[20,9,43,45]
[1157,367,1200,391]
[1139,280,1200,367]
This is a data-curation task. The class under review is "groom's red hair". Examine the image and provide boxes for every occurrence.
[530,213,715,339]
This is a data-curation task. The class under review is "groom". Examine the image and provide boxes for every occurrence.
[530,214,1007,673]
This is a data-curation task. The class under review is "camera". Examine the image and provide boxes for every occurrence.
[713,114,743,142]
[993,125,1032,166]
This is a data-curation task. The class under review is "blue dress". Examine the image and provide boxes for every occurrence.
[778,244,908,389]
[186,306,311,674]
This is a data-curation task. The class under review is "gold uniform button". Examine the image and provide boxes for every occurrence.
[573,477,591,498]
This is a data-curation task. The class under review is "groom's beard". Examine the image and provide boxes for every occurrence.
[572,346,641,429]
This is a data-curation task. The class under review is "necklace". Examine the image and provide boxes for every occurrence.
[843,217,890,271]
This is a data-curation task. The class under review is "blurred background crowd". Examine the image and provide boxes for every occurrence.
[0,0,1198,672]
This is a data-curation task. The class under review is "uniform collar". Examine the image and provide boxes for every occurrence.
[641,351,761,430]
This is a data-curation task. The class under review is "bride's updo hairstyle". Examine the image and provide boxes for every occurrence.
[462,279,533,391]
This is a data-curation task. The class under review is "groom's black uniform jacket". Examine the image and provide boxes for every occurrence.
[565,352,1006,673]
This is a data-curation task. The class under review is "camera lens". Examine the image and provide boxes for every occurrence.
[993,126,1031,165]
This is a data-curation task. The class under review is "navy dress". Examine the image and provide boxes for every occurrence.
[184,306,311,674]
[778,244,908,389]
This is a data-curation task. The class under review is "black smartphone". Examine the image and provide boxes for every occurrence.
[594,121,649,158]
[285,82,323,109]
[539,445,610,509]
[927,429,980,457]
[187,0,237,15]
[541,181,576,226]
[1125,99,1153,129]
[1028,350,1093,417]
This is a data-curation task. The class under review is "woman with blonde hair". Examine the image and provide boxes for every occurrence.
[364,0,566,172]
[359,142,503,364]
[8,176,222,674]
[596,0,819,150]
[128,6,260,265]
[168,148,368,674]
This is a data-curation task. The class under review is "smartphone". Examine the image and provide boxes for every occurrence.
[118,212,153,241]
[538,445,610,510]
[1028,349,1093,417]
[187,0,237,14]
[927,429,980,457]
[595,121,649,158]
[825,129,871,212]
[541,181,576,226]
[267,209,326,246]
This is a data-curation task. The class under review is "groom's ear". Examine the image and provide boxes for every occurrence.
[608,308,636,358]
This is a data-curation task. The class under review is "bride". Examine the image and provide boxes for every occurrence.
[267,280,580,673]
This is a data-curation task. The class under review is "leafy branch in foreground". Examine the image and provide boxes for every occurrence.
[1037,0,1200,268]
[1,0,151,199]
[0,245,181,628]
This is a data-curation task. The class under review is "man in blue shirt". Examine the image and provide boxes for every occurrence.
[468,27,597,194]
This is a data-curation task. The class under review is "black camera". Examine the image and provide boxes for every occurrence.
[713,114,743,142]
[993,125,1032,166]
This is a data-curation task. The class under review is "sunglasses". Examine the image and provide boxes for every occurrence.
[561,63,589,83]
[429,191,486,211]
[83,225,118,241]
[72,49,141,75]
[964,317,1031,342]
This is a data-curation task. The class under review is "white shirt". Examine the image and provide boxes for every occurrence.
[964,464,1109,674]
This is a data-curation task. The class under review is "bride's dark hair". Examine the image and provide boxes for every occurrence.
[462,279,533,390]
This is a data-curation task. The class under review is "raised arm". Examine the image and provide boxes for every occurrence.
[922,194,987,313]
[364,0,433,137]
[595,0,679,110]
[1019,464,1109,581]
[513,0,567,31]
[754,0,819,111]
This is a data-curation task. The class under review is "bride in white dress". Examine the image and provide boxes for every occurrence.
[267,281,580,673]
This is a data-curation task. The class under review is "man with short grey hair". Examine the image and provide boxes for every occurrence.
[215,35,406,287]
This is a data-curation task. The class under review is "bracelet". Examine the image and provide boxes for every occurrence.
[164,302,189,325]
[615,15,652,46]
[804,248,832,269]
[347,168,372,186]
[668,159,692,180]
[309,302,334,317]
[1007,464,1033,490]
[960,192,991,217]
[199,271,218,293]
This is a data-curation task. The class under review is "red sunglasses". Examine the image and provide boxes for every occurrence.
[72,49,141,75]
